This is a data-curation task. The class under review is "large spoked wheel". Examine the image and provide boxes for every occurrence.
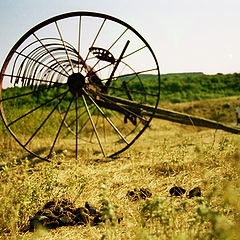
[0,12,160,160]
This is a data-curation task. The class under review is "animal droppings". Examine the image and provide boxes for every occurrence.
[28,199,122,231]
[169,186,186,197]
[188,187,201,198]
[127,188,152,201]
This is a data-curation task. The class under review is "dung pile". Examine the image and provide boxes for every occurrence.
[126,188,152,201]
[29,199,122,231]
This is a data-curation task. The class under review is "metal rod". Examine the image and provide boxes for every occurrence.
[0,82,61,102]
[2,73,65,86]
[24,90,69,147]
[67,104,94,128]
[122,45,146,59]
[90,90,147,123]
[86,28,128,77]
[105,40,130,89]
[81,93,106,157]
[88,81,158,97]
[90,111,100,142]
[55,21,75,73]
[48,95,74,158]
[75,94,78,159]
[33,33,69,76]
[83,89,129,145]
[80,18,106,73]
[15,51,68,77]
[78,16,82,73]
[8,90,68,127]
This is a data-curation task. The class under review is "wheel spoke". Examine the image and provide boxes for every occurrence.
[105,40,130,90]
[0,82,62,102]
[83,89,129,145]
[67,104,94,129]
[33,33,69,76]
[55,21,75,74]
[86,28,128,77]
[90,90,147,123]
[122,45,147,60]
[78,16,82,73]
[88,80,158,97]
[24,90,69,147]
[90,111,100,142]
[0,12,160,160]
[8,90,68,127]
[81,93,106,157]
[77,112,92,135]
[80,18,106,72]
[75,94,78,159]
[48,95,74,158]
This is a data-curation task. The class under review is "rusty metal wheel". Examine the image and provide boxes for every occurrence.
[0,12,160,160]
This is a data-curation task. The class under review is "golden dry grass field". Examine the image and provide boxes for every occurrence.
[1,99,240,240]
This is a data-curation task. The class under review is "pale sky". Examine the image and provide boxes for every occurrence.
[0,0,240,74]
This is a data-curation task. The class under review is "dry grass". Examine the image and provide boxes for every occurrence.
[1,116,240,239]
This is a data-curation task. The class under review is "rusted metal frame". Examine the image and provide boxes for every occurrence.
[86,46,147,82]
[9,38,47,85]
[24,49,64,88]
[34,43,72,78]
[15,51,68,79]
[83,89,129,145]
[0,11,161,160]
[12,42,70,86]
[33,33,70,76]
[23,90,69,147]
[48,95,74,158]
[8,90,68,127]
[96,93,240,135]
[13,45,44,86]
[55,21,75,73]
[81,93,106,157]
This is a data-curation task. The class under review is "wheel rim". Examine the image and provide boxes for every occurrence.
[0,11,160,160]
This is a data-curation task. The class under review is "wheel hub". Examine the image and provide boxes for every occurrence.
[67,73,85,96]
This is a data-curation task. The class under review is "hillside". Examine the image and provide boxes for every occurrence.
[1,73,240,106]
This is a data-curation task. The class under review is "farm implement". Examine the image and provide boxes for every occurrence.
[0,12,239,161]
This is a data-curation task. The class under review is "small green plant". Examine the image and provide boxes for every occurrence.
[0,158,88,236]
